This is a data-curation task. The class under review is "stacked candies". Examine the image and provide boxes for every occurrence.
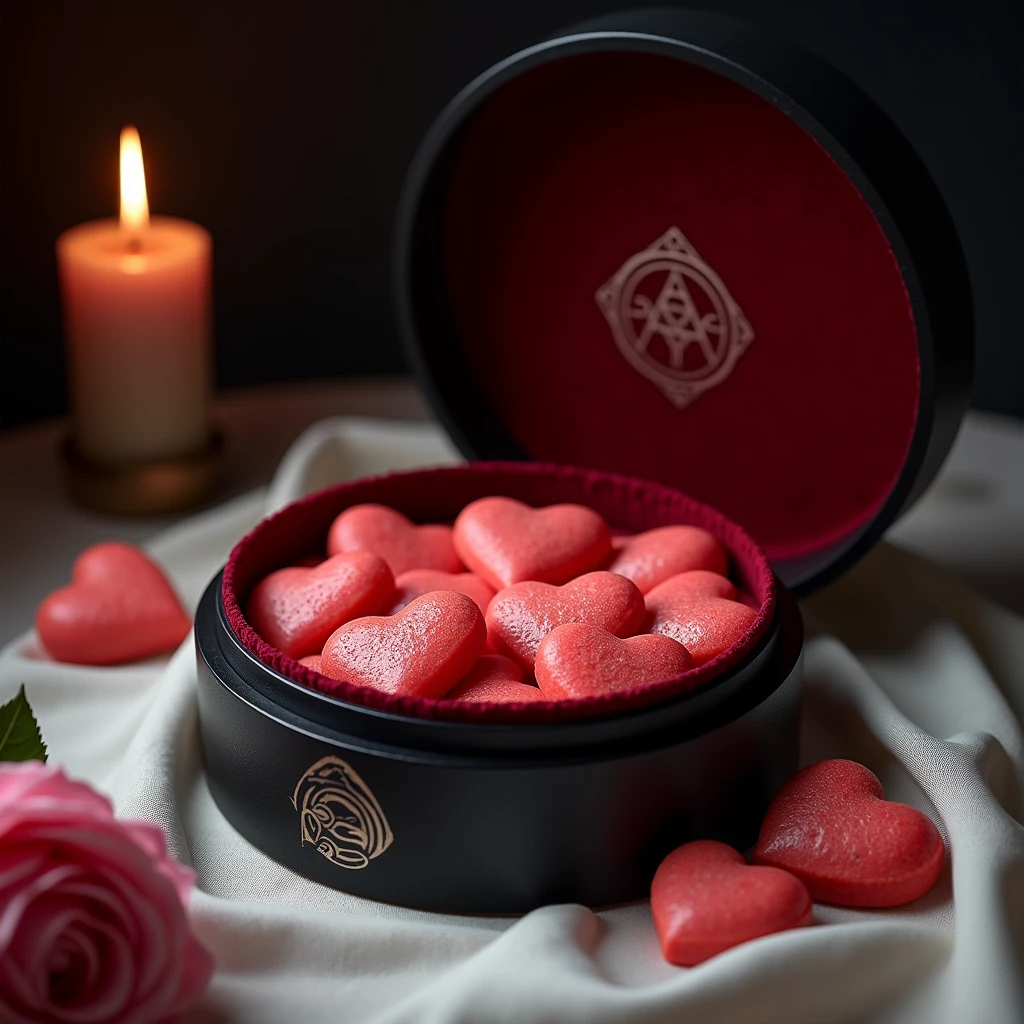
[244,498,760,703]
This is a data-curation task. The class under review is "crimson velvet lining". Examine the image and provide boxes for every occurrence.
[222,463,776,724]
[443,52,920,561]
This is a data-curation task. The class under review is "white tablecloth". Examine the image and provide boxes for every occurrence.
[2,413,1024,1023]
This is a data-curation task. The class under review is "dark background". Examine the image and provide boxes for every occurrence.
[2,0,1021,429]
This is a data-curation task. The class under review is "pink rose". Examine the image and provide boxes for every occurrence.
[0,762,213,1023]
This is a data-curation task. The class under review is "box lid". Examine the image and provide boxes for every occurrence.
[394,8,973,595]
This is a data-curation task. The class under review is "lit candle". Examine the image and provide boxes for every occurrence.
[56,127,212,465]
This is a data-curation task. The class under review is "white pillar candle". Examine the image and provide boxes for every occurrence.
[56,127,213,465]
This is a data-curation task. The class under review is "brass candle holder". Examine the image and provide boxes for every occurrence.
[61,429,223,516]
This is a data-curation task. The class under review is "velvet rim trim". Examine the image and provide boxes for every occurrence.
[222,462,776,723]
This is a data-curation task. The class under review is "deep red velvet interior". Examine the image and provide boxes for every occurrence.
[443,52,920,561]
[222,464,776,723]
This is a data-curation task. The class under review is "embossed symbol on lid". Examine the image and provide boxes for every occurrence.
[596,227,754,408]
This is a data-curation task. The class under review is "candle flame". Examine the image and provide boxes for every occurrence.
[119,126,150,239]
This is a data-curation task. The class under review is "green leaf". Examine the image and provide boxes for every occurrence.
[0,685,47,763]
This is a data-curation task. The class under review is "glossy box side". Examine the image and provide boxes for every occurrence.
[196,573,803,914]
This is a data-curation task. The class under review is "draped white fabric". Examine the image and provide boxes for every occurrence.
[3,416,1023,1024]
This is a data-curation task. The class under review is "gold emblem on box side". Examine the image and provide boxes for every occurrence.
[292,756,394,870]
[596,227,754,408]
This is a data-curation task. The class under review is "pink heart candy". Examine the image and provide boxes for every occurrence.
[327,503,463,576]
[486,571,645,670]
[754,759,945,908]
[388,569,495,616]
[446,654,543,703]
[321,591,486,698]
[652,840,814,966]
[645,575,756,666]
[647,570,738,602]
[608,525,728,594]
[36,542,191,666]
[246,551,394,659]
[535,623,693,699]
[453,497,611,589]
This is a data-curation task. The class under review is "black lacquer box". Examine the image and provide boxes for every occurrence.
[196,8,972,914]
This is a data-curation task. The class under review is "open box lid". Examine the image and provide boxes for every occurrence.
[394,8,973,596]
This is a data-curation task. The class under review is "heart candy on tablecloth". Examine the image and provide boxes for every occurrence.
[753,759,945,907]
[246,551,394,659]
[328,503,463,576]
[453,497,611,589]
[320,591,486,698]
[535,623,693,699]
[607,526,729,594]
[486,571,645,670]
[388,569,496,616]
[446,654,543,703]
[646,575,756,666]
[35,542,192,665]
[651,840,814,966]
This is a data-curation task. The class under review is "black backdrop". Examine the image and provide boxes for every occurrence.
[2,0,1021,429]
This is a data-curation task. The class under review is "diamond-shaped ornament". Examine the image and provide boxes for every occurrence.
[596,227,754,409]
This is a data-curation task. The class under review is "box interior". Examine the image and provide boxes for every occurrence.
[222,463,777,723]
[441,51,921,563]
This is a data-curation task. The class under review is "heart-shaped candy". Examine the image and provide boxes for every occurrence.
[486,571,645,670]
[646,576,756,666]
[321,591,486,698]
[35,542,191,665]
[652,840,813,966]
[327,504,463,576]
[453,497,611,589]
[535,623,693,699]
[753,759,945,907]
[446,654,543,703]
[388,569,495,616]
[608,526,728,594]
[246,551,394,659]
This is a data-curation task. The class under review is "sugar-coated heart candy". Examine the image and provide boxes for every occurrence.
[535,623,693,699]
[446,654,543,703]
[646,570,738,602]
[453,497,611,589]
[246,551,394,659]
[487,571,645,670]
[35,542,191,666]
[754,759,945,907]
[298,654,323,672]
[652,841,813,966]
[389,569,495,616]
[321,591,486,698]
[646,577,756,665]
[327,503,463,576]
[608,526,728,594]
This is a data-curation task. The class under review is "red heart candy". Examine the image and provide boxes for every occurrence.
[646,576,756,666]
[608,526,728,594]
[321,591,486,698]
[246,551,394,659]
[535,623,693,699]
[327,504,463,576]
[753,759,945,907]
[647,570,738,602]
[388,569,495,616]
[446,654,543,703]
[652,840,813,966]
[453,497,611,589]
[35,542,191,665]
[486,571,645,670]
